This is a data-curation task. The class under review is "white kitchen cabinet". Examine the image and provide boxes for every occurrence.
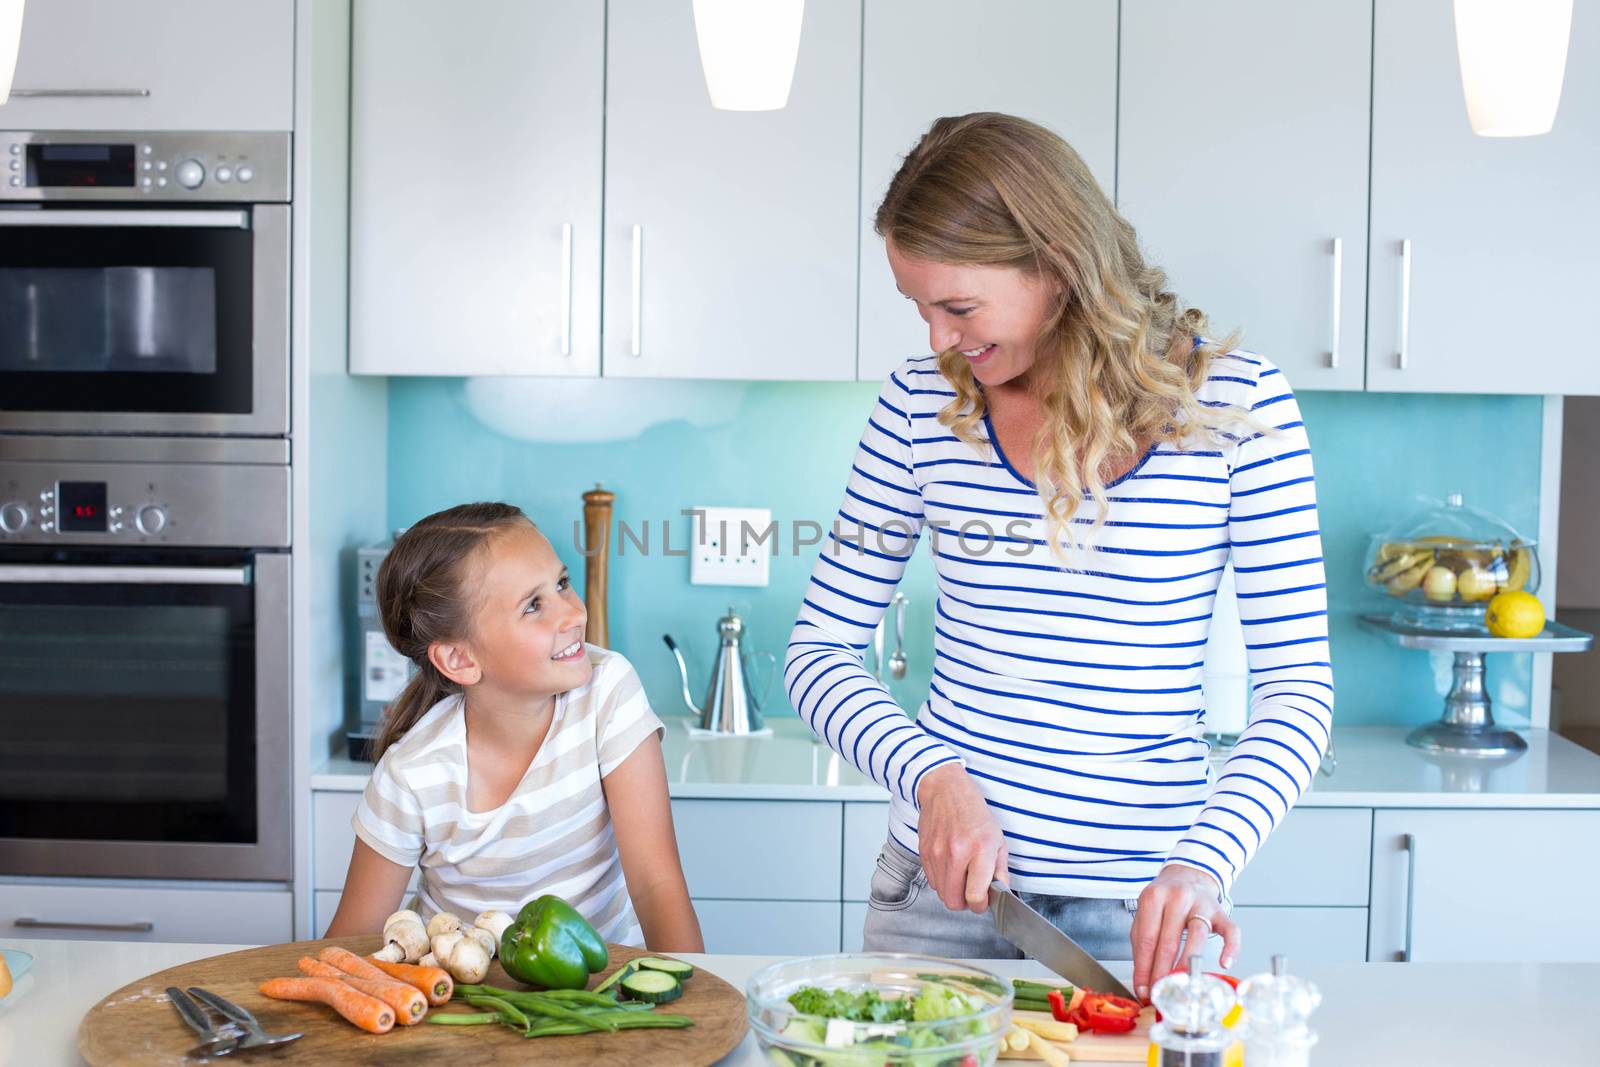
[1229,809,1370,907]
[2,0,293,130]
[1119,1,1370,391]
[843,801,891,901]
[673,799,844,901]
[856,0,1117,383]
[1367,1,1600,395]
[1197,907,1368,974]
[312,791,361,892]
[694,899,843,956]
[602,0,860,381]
[348,0,604,376]
[0,880,292,944]
[1369,810,1600,962]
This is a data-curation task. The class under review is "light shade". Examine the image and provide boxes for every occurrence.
[1453,0,1573,137]
[0,0,24,106]
[692,0,805,112]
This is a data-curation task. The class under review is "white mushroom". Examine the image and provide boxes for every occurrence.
[371,910,429,963]
[463,925,497,959]
[430,929,465,963]
[474,910,514,943]
[439,936,491,984]
[417,951,439,969]
[425,912,464,940]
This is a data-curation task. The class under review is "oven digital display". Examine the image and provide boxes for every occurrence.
[58,482,109,532]
[26,143,137,188]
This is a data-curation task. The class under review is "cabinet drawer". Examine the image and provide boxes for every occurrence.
[312,792,362,891]
[0,881,291,944]
[1200,907,1369,974]
[1230,809,1371,907]
[843,802,892,902]
[694,900,842,956]
[673,800,842,901]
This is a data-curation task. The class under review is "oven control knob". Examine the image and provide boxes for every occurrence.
[136,505,168,535]
[175,159,205,189]
[0,502,28,533]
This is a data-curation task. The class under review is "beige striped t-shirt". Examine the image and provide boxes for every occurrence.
[353,646,665,945]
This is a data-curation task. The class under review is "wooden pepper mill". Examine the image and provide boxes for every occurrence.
[582,485,614,649]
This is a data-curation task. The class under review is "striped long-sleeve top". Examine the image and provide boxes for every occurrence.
[784,350,1333,900]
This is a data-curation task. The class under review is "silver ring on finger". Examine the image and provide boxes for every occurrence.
[1188,914,1213,935]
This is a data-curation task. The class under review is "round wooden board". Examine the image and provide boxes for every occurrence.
[78,936,747,1067]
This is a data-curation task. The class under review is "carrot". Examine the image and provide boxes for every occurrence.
[366,958,455,1006]
[318,945,393,984]
[298,957,428,1025]
[259,976,394,1034]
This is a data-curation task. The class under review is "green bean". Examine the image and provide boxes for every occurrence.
[425,1012,503,1025]
[463,993,531,1033]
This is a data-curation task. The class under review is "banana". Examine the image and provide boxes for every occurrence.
[1370,548,1433,583]
[1386,556,1434,596]
[1506,546,1532,592]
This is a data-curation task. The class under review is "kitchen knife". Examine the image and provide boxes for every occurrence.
[988,881,1137,1000]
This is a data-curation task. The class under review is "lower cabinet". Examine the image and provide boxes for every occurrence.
[0,880,292,944]
[693,900,843,956]
[1369,809,1600,962]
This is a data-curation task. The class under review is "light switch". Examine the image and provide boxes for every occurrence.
[689,506,772,587]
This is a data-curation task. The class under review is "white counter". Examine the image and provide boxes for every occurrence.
[6,937,1592,1066]
[314,718,1600,808]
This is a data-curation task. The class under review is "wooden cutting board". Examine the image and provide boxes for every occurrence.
[77,935,747,1067]
[1002,1006,1158,1064]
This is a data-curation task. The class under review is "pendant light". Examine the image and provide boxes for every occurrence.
[692,0,805,112]
[0,0,23,105]
[1453,0,1573,137]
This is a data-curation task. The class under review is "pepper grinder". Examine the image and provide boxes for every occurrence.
[1237,954,1321,1067]
[1149,955,1239,1067]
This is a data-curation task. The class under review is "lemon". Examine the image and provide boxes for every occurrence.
[1485,591,1544,638]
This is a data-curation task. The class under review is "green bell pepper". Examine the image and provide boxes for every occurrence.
[499,894,610,989]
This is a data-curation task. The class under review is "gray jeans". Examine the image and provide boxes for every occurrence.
[861,835,1136,961]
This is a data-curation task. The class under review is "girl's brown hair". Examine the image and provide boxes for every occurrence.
[875,112,1249,559]
[373,501,531,757]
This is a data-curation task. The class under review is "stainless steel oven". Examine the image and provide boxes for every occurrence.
[0,131,290,437]
[0,436,290,880]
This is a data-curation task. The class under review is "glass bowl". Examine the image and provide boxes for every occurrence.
[747,953,1013,1067]
[1364,492,1538,631]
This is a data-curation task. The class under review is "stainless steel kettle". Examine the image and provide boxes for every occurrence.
[663,608,776,734]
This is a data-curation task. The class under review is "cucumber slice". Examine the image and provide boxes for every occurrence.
[620,968,683,1004]
[636,956,695,980]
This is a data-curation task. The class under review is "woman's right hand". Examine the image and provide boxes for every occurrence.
[915,762,1008,913]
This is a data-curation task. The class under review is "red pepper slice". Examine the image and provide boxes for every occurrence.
[1079,993,1140,1033]
[1047,988,1070,1022]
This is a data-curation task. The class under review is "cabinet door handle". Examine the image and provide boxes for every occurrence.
[9,88,151,98]
[560,222,573,357]
[1400,832,1417,962]
[14,917,155,933]
[1328,237,1342,368]
[1397,239,1413,370]
[630,224,643,356]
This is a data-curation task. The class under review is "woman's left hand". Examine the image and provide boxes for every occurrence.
[1129,864,1240,1002]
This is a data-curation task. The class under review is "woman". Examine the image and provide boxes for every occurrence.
[784,113,1332,1001]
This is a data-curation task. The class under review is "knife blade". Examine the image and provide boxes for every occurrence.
[987,881,1137,1000]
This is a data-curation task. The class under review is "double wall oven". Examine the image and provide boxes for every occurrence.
[0,131,293,884]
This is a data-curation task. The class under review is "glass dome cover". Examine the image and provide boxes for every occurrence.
[1365,492,1538,629]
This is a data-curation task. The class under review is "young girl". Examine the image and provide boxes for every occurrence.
[326,502,703,952]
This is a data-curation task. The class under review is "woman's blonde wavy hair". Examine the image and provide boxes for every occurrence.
[876,113,1251,562]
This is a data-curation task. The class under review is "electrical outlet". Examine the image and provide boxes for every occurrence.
[689,506,772,587]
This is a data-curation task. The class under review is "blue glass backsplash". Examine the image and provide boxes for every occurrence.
[386,378,1544,729]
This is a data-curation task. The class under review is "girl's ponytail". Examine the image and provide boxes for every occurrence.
[372,502,530,758]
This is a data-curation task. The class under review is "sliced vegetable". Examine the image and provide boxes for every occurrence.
[635,956,694,980]
[619,969,683,1004]
[1079,993,1140,1033]
[591,960,637,996]
[258,976,394,1034]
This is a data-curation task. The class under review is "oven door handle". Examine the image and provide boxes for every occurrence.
[0,564,252,585]
[0,208,249,229]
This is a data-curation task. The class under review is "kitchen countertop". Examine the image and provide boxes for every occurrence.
[314,717,1600,807]
[5,936,1592,1066]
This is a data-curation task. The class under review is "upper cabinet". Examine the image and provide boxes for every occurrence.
[1,0,292,130]
[348,0,604,376]
[857,0,1117,384]
[602,0,861,381]
[1367,1,1600,395]
[1119,0,1371,392]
